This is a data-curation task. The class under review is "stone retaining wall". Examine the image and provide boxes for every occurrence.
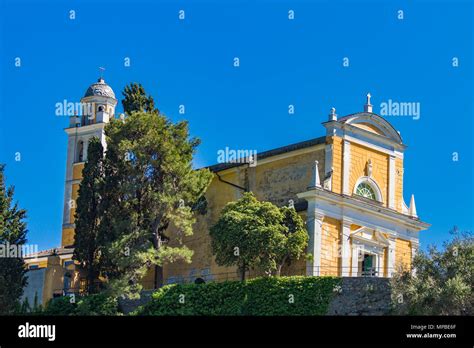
[120,277,393,315]
[327,277,392,315]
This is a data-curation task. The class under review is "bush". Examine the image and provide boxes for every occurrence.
[75,293,120,316]
[42,293,120,316]
[137,280,245,316]
[43,296,77,315]
[391,228,473,315]
[135,276,340,316]
[243,276,338,315]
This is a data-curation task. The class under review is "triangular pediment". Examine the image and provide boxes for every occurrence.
[350,226,389,247]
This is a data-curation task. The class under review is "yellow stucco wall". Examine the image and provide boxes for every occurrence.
[60,163,84,246]
[163,147,326,284]
[42,256,65,304]
[349,142,389,205]
[72,163,84,180]
[163,170,241,283]
[320,217,340,276]
[161,143,412,283]
[395,158,404,213]
[254,148,325,206]
[68,183,79,224]
[42,255,83,304]
[395,238,412,271]
[61,228,74,247]
[24,260,48,269]
[330,136,343,194]
[141,267,156,290]
[353,123,385,135]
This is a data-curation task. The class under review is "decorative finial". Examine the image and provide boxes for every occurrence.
[329,107,337,121]
[409,194,418,218]
[364,92,373,113]
[311,160,321,188]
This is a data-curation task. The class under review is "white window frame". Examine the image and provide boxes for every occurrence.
[353,176,383,203]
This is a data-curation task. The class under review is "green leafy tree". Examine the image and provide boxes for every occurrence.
[274,207,308,276]
[391,227,473,315]
[0,164,28,314]
[101,86,212,296]
[73,137,106,294]
[122,83,158,115]
[210,192,308,280]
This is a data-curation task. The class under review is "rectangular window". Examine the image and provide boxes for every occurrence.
[64,260,75,269]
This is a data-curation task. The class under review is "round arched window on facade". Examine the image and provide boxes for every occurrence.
[355,182,376,200]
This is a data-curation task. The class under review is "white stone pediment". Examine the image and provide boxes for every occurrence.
[350,226,389,250]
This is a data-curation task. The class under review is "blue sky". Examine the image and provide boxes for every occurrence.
[0,0,472,251]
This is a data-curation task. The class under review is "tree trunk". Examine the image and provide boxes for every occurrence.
[154,265,163,289]
[240,263,246,281]
[87,272,94,294]
[87,254,96,294]
[275,265,282,277]
[152,231,163,289]
[276,255,288,277]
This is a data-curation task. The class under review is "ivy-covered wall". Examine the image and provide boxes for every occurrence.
[38,276,393,316]
[135,276,341,316]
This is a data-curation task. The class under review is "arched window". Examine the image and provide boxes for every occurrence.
[353,177,383,202]
[355,182,376,200]
[77,140,84,162]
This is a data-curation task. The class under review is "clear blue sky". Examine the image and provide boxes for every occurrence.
[0,0,472,251]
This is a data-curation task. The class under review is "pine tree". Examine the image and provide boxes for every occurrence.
[0,164,28,314]
[73,138,106,294]
[102,86,212,295]
[122,83,158,115]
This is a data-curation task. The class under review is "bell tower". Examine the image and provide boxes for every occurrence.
[61,77,117,247]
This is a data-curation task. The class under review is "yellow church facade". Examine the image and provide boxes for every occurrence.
[163,96,430,283]
[23,80,430,304]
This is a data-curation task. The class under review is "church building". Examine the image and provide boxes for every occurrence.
[23,79,430,304]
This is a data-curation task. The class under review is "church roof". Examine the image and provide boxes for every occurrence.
[83,78,116,99]
[207,136,326,173]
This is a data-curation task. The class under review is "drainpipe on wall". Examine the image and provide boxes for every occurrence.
[215,171,248,192]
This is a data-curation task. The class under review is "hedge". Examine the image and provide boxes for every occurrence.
[41,293,120,316]
[135,276,341,316]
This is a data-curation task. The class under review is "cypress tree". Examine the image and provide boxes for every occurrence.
[0,164,28,314]
[122,83,158,115]
[73,138,106,294]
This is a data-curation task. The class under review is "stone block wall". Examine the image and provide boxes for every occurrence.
[327,277,392,315]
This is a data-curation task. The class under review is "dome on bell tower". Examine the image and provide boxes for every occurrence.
[83,78,116,99]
